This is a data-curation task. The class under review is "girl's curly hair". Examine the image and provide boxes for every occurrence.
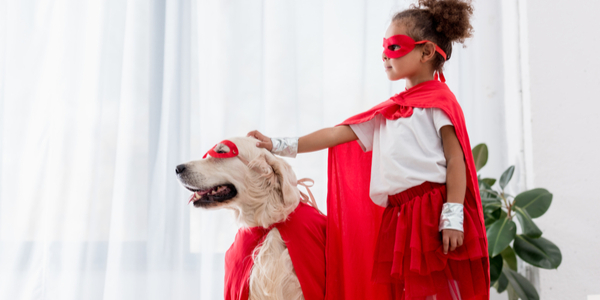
[393,0,474,71]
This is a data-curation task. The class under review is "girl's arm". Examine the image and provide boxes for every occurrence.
[440,125,466,254]
[298,126,358,153]
[247,125,358,154]
[440,125,467,205]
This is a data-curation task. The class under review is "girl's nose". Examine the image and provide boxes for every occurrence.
[382,52,389,62]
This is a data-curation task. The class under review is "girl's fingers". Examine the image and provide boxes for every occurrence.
[247,130,270,143]
[256,141,273,151]
[450,237,457,252]
[247,130,260,139]
[443,235,449,254]
[247,130,273,150]
[443,230,464,253]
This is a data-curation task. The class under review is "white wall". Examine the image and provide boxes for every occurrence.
[526,0,600,299]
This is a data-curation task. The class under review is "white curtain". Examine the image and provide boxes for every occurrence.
[0,0,511,299]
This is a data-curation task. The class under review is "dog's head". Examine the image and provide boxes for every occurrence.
[175,137,301,228]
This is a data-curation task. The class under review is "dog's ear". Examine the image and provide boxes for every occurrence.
[248,154,278,186]
[247,153,300,206]
[264,154,300,206]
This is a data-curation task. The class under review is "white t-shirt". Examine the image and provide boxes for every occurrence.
[349,107,453,207]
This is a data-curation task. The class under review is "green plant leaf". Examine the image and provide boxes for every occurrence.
[472,144,488,172]
[491,207,502,220]
[481,195,501,204]
[503,267,540,300]
[485,214,497,227]
[479,178,489,187]
[514,235,562,269]
[479,180,497,194]
[495,271,509,293]
[485,209,506,228]
[501,246,518,271]
[483,202,502,214]
[481,185,501,204]
[513,206,543,238]
[487,217,517,257]
[499,165,515,190]
[507,285,520,300]
[513,188,553,218]
[483,206,502,222]
[489,254,503,284]
[481,178,496,187]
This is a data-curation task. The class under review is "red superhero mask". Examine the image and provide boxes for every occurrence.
[203,140,239,159]
[383,35,448,82]
[383,35,447,60]
[203,140,249,165]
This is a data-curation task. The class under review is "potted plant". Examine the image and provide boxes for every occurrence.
[472,144,562,300]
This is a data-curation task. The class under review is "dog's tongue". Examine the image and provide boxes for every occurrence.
[188,193,198,204]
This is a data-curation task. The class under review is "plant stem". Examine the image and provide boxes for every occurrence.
[501,192,512,219]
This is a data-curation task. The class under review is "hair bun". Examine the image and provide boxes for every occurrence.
[418,0,474,44]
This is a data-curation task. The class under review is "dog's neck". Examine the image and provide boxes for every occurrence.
[230,198,300,229]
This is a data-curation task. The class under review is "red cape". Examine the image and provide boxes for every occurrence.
[325,80,490,299]
[224,202,327,300]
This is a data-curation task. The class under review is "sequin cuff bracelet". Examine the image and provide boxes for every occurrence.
[270,137,298,158]
[439,202,464,232]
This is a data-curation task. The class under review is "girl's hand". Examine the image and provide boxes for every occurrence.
[247,130,273,151]
[442,229,464,254]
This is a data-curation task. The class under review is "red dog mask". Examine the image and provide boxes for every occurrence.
[202,140,249,165]
[203,140,239,159]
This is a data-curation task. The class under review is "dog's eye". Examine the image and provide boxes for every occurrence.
[215,146,229,154]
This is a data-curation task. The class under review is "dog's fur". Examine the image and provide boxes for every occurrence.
[176,137,304,300]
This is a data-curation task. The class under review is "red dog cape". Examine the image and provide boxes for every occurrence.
[325,80,490,299]
[225,202,326,300]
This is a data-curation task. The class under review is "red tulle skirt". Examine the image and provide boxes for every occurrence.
[372,182,489,300]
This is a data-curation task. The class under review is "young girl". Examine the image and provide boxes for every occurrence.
[248,1,489,299]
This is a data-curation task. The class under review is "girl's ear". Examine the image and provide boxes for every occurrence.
[420,42,437,63]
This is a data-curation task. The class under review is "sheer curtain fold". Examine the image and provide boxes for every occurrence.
[0,0,509,299]
[0,0,208,299]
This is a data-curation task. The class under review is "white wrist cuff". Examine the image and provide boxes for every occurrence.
[270,137,298,158]
[439,202,464,232]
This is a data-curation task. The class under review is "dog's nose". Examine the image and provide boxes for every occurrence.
[175,164,186,174]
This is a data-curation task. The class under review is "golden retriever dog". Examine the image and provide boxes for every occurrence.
[175,137,311,300]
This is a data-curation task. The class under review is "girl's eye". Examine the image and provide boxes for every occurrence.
[388,45,400,51]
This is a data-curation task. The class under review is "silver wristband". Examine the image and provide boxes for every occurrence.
[439,202,464,232]
[270,137,298,158]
